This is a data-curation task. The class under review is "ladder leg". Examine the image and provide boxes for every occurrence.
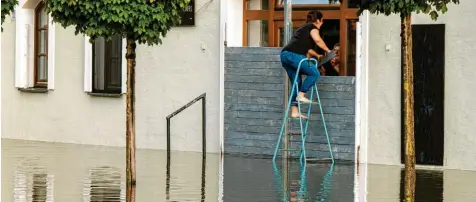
[297,95,306,167]
[315,85,335,163]
[300,86,314,161]
[272,81,297,162]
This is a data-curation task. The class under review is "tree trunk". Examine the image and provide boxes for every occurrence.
[126,38,137,202]
[401,14,416,202]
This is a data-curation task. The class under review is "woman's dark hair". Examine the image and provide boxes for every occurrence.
[306,10,323,23]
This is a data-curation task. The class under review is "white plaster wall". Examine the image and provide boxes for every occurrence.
[366,0,476,170]
[134,0,220,153]
[1,0,221,153]
[225,0,243,47]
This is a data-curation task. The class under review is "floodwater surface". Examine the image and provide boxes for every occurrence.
[224,154,476,202]
[1,138,219,202]
[3,139,476,202]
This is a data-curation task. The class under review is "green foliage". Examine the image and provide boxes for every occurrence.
[45,0,190,45]
[330,0,459,20]
[1,0,19,28]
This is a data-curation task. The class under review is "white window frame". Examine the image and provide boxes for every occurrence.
[14,0,55,90]
[84,36,127,94]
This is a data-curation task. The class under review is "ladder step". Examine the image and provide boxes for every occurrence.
[292,101,319,105]
[306,157,333,163]
[279,149,300,151]
[288,131,302,136]
[288,117,308,120]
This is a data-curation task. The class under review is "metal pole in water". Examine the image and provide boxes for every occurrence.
[282,0,293,161]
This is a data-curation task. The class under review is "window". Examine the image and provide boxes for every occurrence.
[91,36,123,94]
[84,36,125,95]
[34,1,48,87]
[14,0,56,90]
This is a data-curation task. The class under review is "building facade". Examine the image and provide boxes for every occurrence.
[1,0,223,154]
[2,0,476,171]
[224,0,476,171]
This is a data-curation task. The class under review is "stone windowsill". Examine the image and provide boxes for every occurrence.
[87,92,123,98]
[17,87,49,93]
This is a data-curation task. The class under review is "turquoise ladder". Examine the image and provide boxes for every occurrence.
[272,57,335,166]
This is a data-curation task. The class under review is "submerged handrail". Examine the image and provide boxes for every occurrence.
[165,93,207,201]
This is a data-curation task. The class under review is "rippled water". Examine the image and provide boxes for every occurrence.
[4,139,476,202]
[224,155,476,202]
[2,138,219,202]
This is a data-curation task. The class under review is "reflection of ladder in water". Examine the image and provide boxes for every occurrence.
[273,159,309,202]
[273,160,335,202]
[272,57,335,166]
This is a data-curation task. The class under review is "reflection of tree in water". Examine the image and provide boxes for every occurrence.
[86,166,123,202]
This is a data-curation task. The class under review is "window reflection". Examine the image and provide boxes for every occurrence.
[247,0,269,10]
[13,170,54,202]
[247,20,269,47]
[84,166,124,202]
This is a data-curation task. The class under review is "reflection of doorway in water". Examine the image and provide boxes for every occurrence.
[399,169,444,202]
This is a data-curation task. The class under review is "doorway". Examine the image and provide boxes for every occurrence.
[400,24,445,166]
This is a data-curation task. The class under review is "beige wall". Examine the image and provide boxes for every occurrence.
[366,0,476,170]
[1,0,221,153]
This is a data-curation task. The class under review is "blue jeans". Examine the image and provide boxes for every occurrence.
[280,50,320,106]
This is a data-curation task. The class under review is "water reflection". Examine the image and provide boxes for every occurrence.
[399,169,444,202]
[2,138,219,202]
[166,152,207,202]
[13,169,54,202]
[315,163,334,202]
[83,166,124,202]
[272,159,336,202]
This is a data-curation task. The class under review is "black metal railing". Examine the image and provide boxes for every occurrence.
[166,93,207,155]
[165,93,207,202]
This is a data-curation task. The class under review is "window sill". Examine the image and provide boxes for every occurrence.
[17,87,49,93]
[87,92,123,98]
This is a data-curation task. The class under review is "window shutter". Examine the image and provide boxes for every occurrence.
[121,39,127,94]
[47,15,55,90]
[14,8,28,88]
[84,36,93,92]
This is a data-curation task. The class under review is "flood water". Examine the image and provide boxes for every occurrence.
[3,139,476,202]
[224,154,476,202]
[1,138,219,202]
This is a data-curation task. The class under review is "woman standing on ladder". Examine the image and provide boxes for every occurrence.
[280,10,332,119]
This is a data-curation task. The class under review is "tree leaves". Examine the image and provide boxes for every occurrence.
[45,0,190,45]
[1,0,19,31]
[351,0,459,19]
